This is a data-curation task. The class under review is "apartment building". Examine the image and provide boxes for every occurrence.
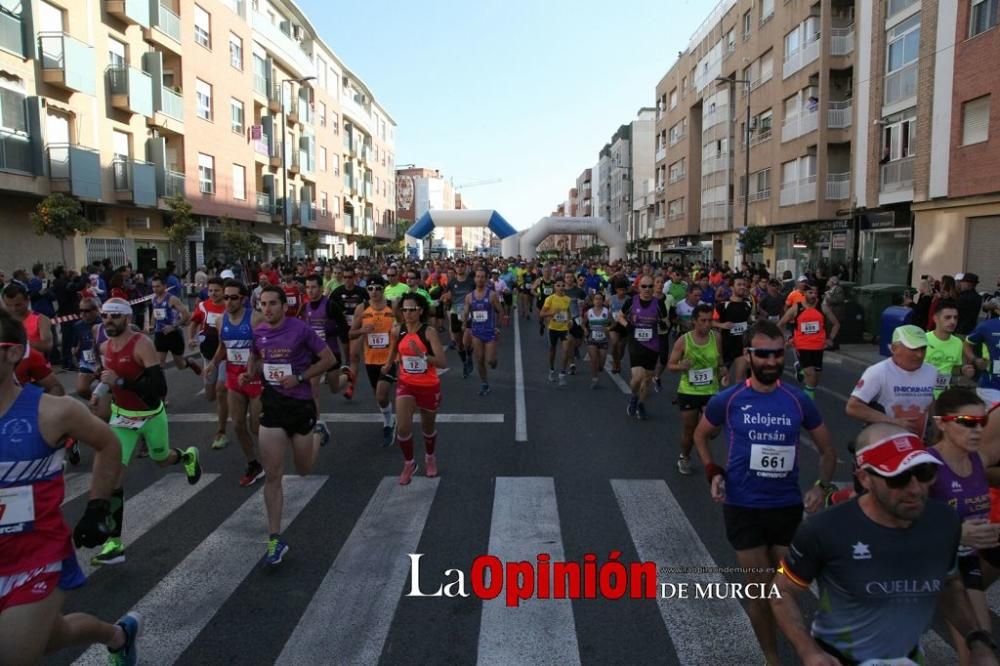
[654,0,857,277]
[600,109,656,245]
[395,166,455,257]
[0,0,394,272]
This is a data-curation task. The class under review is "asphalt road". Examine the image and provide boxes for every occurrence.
[46,319,974,666]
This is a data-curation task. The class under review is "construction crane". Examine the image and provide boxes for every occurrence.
[453,177,502,190]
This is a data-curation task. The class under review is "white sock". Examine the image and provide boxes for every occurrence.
[379,404,393,427]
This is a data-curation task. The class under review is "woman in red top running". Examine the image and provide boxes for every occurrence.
[382,293,447,485]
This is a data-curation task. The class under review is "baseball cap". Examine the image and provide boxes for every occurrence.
[797,275,809,283]
[220,269,235,279]
[956,272,980,284]
[856,432,941,477]
[891,324,928,349]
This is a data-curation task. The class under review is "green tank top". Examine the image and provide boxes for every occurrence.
[678,331,721,395]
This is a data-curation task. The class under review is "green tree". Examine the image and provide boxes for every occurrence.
[739,225,768,257]
[356,236,378,254]
[31,193,95,264]
[293,227,322,256]
[221,218,263,266]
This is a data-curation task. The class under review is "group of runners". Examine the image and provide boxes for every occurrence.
[6,254,1000,665]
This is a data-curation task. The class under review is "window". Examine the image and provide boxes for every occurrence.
[881,112,917,161]
[229,98,243,134]
[317,101,326,127]
[228,33,242,70]
[668,159,685,182]
[669,88,677,109]
[232,164,245,200]
[760,0,774,23]
[108,39,126,69]
[0,83,27,133]
[971,0,998,37]
[726,29,735,53]
[332,154,339,175]
[743,10,752,37]
[332,195,340,215]
[962,95,991,145]
[668,198,684,217]
[196,80,212,120]
[320,191,328,215]
[194,5,211,49]
[760,50,774,82]
[318,146,326,171]
[198,153,215,193]
[252,54,267,95]
[887,14,920,73]
[784,27,800,58]
[331,112,339,134]
[742,168,770,200]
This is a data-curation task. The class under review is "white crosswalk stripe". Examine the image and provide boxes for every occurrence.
[62,472,92,505]
[278,477,439,665]
[477,477,581,666]
[73,475,327,666]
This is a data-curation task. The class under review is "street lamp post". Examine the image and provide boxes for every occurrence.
[281,75,316,260]
[716,76,752,252]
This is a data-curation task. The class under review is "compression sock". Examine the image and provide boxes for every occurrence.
[379,404,393,427]
[397,433,414,460]
[423,431,438,455]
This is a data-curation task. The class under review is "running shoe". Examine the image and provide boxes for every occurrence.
[263,537,289,566]
[182,447,201,485]
[315,422,331,447]
[382,425,394,447]
[653,377,662,393]
[548,370,557,382]
[558,372,567,387]
[187,360,202,376]
[636,402,648,420]
[399,460,418,485]
[343,382,354,400]
[677,455,694,476]
[108,611,142,666]
[590,377,599,389]
[568,363,577,375]
[67,438,81,465]
[91,538,125,566]
[340,366,356,386]
[626,396,638,418]
[479,383,491,396]
[794,360,804,384]
[425,454,438,478]
[210,432,228,450]
[239,460,264,487]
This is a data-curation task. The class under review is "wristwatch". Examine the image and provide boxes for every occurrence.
[965,629,997,652]
[295,373,305,384]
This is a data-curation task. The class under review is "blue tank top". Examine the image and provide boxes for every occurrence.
[74,319,97,367]
[0,385,54,483]
[221,308,254,367]
[151,294,176,332]
[469,293,495,333]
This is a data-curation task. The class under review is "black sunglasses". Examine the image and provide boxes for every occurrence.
[868,463,938,489]
[747,347,785,359]
[367,285,384,291]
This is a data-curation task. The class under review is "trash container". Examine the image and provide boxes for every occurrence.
[855,283,909,342]
[879,306,914,357]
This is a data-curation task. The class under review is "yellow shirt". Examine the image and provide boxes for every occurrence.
[543,294,572,331]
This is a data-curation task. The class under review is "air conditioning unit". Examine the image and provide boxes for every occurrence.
[127,217,151,230]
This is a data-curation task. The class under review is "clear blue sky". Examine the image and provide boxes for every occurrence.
[298,0,706,230]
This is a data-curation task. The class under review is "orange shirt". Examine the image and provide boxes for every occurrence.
[361,305,395,366]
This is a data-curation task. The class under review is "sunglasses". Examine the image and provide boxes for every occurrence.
[367,285,384,292]
[939,414,989,429]
[387,273,397,277]
[79,308,97,313]
[747,347,785,359]
[401,306,421,312]
[867,463,938,489]
[224,295,243,301]
[639,284,654,288]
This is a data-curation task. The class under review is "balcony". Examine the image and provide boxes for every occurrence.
[105,0,149,27]
[826,172,850,200]
[827,100,852,129]
[47,144,102,200]
[287,148,300,174]
[783,36,820,79]
[880,157,914,192]
[249,11,315,81]
[0,130,33,174]
[39,33,97,95]
[700,202,733,232]
[884,61,917,108]
[781,108,818,143]
[655,146,666,162]
[779,175,817,206]
[702,104,729,131]
[702,153,731,176]
[107,66,154,117]
[112,157,157,207]
[285,96,299,124]
[146,3,181,50]
[668,211,685,222]
[668,170,686,184]
[256,191,274,215]
[748,127,773,147]
[0,8,24,56]
[831,26,854,56]
[341,94,372,134]
[298,201,315,227]
[164,169,185,198]
[268,83,281,113]
[653,216,665,231]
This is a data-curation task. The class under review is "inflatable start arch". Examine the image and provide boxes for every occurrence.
[406,210,517,257]
[519,217,627,262]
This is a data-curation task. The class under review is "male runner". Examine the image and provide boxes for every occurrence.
[72,298,101,400]
[187,277,228,449]
[926,299,974,398]
[713,275,754,382]
[91,298,202,565]
[778,282,839,400]
[330,267,368,399]
[693,319,835,666]
[2,283,54,355]
[564,272,589,376]
[445,260,476,377]
[534,265,557,336]
[281,271,303,319]
[303,274,352,442]
[383,266,409,306]
[464,268,505,395]
[616,276,670,420]
[0,309,144,666]
[148,276,200,375]
[350,276,397,446]
[668,304,727,475]
[241,286,334,565]
[966,309,1000,407]
[539,277,573,386]
[207,279,266,487]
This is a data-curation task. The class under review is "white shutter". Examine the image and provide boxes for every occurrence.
[963,95,990,145]
[966,217,1000,281]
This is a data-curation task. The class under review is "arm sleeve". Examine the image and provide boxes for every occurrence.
[850,364,882,403]
[703,392,727,427]
[780,515,823,587]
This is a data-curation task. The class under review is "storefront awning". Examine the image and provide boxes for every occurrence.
[257,233,285,245]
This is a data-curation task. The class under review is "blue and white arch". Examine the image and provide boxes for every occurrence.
[405,210,519,258]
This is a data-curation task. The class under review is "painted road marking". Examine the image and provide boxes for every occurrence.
[478,477,580,665]
[278,477,438,665]
[604,357,632,395]
[62,473,92,505]
[513,313,528,442]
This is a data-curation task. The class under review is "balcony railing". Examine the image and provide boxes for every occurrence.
[0,130,32,173]
[739,189,771,204]
[48,144,102,199]
[164,169,185,198]
[107,66,154,117]
[0,8,24,56]
[827,100,852,128]
[779,175,817,206]
[160,86,183,120]
[885,62,918,107]
[253,73,268,97]
[831,26,854,55]
[781,108,818,142]
[702,104,729,130]
[256,191,273,214]
[749,127,773,147]
[702,153,730,176]
[668,211,685,222]
[880,156,914,192]
[826,172,850,200]
[655,147,666,162]
[152,3,181,42]
[39,33,97,95]
[668,170,686,184]
[654,216,665,230]
[783,36,820,79]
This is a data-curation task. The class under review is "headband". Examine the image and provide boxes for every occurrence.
[100,301,132,316]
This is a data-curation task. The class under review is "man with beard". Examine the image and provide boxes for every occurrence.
[771,423,998,666]
[693,320,836,666]
[330,267,368,400]
[90,299,202,566]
